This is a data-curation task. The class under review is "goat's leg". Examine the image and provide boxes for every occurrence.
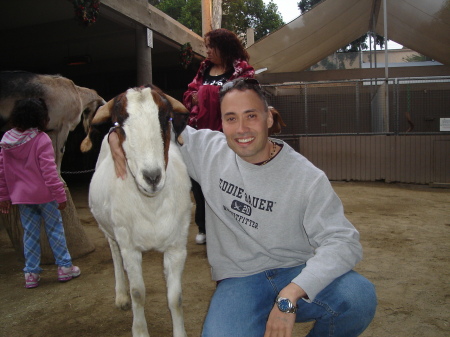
[121,248,149,337]
[108,238,131,310]
[163,246,188,337]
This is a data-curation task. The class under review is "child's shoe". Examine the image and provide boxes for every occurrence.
[57,265,81,282]
[25,273,40,289]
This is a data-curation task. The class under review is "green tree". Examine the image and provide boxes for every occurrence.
[298,0,385,51]
[156,0,186,22]
[154,0,284,40]
[179,0,202,34]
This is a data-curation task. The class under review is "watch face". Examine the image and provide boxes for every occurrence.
[278,298,291,312]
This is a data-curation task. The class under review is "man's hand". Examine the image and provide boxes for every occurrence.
[264,283,307,337]
[264,306,296,337]
[0,200,11,214]
[108,131,127,180]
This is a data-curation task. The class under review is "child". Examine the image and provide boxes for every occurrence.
[0,98,80,288]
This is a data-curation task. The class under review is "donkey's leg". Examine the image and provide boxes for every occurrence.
[108,238,130,310]
[163,246,188,337]
[121,248,149,337]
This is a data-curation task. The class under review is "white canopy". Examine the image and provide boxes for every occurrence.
[248,0,450,73]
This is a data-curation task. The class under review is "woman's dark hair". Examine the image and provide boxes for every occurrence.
[10,98,50,132]
[205,28,249,70]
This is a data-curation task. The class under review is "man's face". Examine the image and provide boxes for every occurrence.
[221,89,273,164]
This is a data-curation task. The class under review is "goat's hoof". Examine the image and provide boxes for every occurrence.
[115,296,131,311]
[119,302,131,311]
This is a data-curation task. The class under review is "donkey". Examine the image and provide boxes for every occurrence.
[0,71,105,171]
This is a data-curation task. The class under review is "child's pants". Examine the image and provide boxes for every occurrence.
[19,201,72,274]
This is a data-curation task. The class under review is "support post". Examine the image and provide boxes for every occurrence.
[202,0,212,37]
[383,0,389,132]
[136,26,152,86]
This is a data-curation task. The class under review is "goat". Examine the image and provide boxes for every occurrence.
[268,105,287,135]
[0,71,105,171]
[89,86,192,337]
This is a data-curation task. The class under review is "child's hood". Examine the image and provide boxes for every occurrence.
[0,128,40,150]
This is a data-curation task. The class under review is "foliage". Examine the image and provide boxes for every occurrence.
[155,0,284,41]
[71,0,100,26]
[298,0,386,51]
[156,0,186,22]
[403,54,430,62]
[179,0,202,35]
[222,0,284,41]
[180,42,194,69]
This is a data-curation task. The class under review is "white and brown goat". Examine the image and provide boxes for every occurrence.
[89,86,192,337]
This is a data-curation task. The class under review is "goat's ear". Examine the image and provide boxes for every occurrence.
[268,106,287,136]
[80,100,114,153]
[164,94,190,142]
[91,99,115,124]
[171,109,190,141]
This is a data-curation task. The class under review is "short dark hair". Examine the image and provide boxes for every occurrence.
[10,98,49,132]
[204,28,249,70]
[219,78,268,111]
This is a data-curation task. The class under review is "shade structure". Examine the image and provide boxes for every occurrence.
[248,0,450,74]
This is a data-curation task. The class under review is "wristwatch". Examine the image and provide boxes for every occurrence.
[275,296,298,314]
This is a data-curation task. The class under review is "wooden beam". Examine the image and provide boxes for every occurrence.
[101,0,206,56]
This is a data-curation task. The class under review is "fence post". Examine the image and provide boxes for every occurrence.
[304,84,308,135]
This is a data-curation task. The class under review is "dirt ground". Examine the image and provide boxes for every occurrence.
[0,178,449,337]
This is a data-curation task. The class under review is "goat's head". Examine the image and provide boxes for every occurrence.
[80,87,188,154]
[106,86,188,196]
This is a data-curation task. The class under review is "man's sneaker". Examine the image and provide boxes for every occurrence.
[195,232,206,245]
[25,273,40,289]
[58,265,81,282]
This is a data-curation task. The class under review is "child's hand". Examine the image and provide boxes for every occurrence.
[58,201,67,210]
[0,200,11,214]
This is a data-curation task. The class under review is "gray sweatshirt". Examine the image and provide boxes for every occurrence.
[179,126,362,300]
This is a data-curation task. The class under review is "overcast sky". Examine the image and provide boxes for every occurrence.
[262,0,300,23]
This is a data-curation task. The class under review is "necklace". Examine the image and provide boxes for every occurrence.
[259,140,278,166]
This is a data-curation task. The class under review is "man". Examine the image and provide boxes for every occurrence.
[109,78,377,336]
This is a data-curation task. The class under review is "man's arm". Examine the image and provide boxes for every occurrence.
[108,131,127,179]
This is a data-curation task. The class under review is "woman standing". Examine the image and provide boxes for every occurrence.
[183,28,255,244]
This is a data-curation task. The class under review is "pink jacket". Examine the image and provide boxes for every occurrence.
[0,130,66,204]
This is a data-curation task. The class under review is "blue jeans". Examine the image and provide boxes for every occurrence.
[202,265,377,337]
[19,202,72,274]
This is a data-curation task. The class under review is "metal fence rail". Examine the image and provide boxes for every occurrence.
[262,76,450,136]
[262,77,450,184]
